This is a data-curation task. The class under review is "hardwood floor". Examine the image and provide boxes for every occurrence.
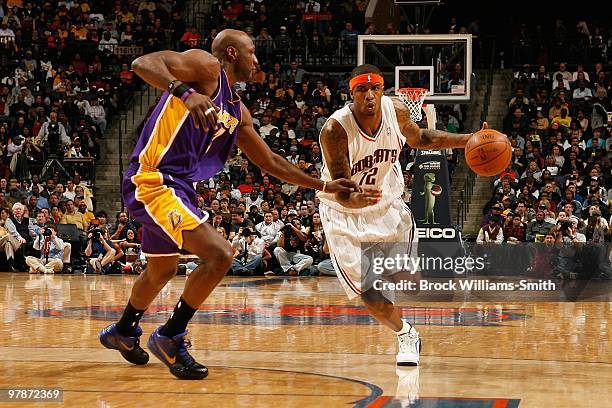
[0,273,609,407]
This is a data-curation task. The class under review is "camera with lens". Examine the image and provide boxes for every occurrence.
[90,228,103,240]
[47,122,61,157]
[43,228,53,237]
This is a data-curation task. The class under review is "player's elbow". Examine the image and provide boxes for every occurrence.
[131,54,155,76]
[131,57,144,74]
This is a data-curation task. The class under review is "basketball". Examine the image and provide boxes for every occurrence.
[464,129,512,176]
[431,184,443,196]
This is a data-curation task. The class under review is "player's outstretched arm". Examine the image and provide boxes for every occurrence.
[236,104,357,195]
[131,49,221,130]
[319,118,383,209]
[393,98,484,149]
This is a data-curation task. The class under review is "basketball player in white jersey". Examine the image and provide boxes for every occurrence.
[318,64,485,366]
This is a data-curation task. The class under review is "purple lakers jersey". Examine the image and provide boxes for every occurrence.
[130,68,242,183]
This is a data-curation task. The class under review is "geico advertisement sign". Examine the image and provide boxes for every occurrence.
[416,227,456,239]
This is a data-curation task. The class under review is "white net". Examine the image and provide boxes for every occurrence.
[396,88,428,122]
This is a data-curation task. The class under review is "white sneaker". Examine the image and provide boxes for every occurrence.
[44,268,55,274]
[396,325,421,366]
[396,367,420,406]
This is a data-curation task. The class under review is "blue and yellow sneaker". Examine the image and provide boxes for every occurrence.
[99,323,149,365]
[147,326,208,380]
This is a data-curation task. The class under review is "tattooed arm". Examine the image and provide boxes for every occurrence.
[319,118,382,209]
[392,98,480,149]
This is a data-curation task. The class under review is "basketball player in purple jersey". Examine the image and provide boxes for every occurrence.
[99,29,365,380]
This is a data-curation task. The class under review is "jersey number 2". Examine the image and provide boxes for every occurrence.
[359,167,378,185]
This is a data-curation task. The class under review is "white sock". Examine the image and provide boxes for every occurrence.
[396,320,412,336]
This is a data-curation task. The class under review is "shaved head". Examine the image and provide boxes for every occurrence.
[211,29,250,60]
[211,29,258,83]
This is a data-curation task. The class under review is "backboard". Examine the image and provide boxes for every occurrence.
[357,34,473,104]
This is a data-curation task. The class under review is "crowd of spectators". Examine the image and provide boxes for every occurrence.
[0,2,476,276]
[477,47,611,278]
[511,19,611,67]
[202,0,370,66]
[0,0,483,277]
[0,0,192,273]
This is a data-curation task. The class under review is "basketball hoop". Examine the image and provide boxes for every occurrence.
[396,88,428,122]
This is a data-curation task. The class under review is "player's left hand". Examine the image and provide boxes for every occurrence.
[325,178,360,194]
[184,92,219,131]
[349,188,383,207]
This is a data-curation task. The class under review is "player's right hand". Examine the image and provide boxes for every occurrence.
[349,188,383,208]
[184,92,219,131]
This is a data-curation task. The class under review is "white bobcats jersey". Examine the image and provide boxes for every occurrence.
[318,95,406,213]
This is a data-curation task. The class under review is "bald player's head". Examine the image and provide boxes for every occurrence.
[211,29,250,60]
[211,29,258,83]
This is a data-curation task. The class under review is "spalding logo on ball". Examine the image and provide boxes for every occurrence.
[465,125,512,177]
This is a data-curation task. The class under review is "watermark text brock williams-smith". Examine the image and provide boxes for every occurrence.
[374,279,557,292]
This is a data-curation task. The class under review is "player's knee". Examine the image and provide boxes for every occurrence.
[199,240,233,271]
[217,243,233,269]
[360,289,388,310]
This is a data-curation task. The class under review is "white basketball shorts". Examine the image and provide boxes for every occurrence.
[319,197,418,300]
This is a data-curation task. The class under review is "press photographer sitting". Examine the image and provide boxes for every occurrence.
[231,227,265,276]
[84,227,116,274]
[25,224,64,274]
[30,210,72,272]
[273,217,313,276]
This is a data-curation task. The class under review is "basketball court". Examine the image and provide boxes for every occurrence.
[1,29,610,408]
[1,273,610,407]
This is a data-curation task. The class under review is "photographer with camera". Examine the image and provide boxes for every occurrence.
[273,217,313,276]
[35,111,71,153]
[84,227,116,274]
[30,210,72,272]
[25,224,64,274]
[230,227,265,276]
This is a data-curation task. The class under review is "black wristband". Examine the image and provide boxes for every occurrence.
[168,79,182,92]
[171,83,189,97]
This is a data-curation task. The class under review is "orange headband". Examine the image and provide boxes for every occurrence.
[349,73,384,91]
